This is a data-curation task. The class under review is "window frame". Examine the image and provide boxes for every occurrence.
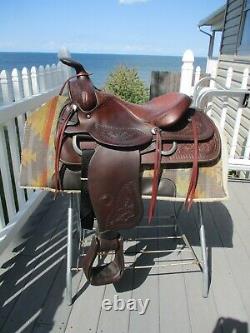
[238,0,250,55]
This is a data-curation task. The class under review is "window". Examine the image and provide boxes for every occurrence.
[238,0,250,54]
[212,31,222,58]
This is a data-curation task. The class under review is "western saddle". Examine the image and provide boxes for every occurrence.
[53,58,221,286]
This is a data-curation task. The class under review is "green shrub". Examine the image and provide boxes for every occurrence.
[104,65,149,104]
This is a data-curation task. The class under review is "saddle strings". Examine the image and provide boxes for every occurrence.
[54,111,74,193]
[148,128,162,224]
[54,72,92,194]
[148,117,199,221]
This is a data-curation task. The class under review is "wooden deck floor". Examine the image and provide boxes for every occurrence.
[1,181,250,333]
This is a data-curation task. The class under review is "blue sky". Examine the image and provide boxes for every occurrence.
[0,0,226,56]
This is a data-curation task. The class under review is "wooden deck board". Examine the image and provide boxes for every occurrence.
[35,260,83,332]
[178,208,220,333]
[214,184,250,320]
[202,203,249,322]
[65,281,106,333]
[227,183,250,258]
[0,183,250,332]
[128,223,160,333]
[157,211,192,333]
[0,195,69,333]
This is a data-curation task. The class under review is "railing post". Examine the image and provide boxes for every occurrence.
[0,70,14,104]
[21,67,33,200]
[220,67,233,130]
[56,62,64,85]
[38,65,46,93]
[51,63,57,87]
[210,62,218,88]
[180,49,194,96]
[11,68,26,144]
[31,66,40,95]
[22,67,32,98]
[0,70,16,223]
[194,66,201,87]
[45,65,52,90]
[12,68,23,101]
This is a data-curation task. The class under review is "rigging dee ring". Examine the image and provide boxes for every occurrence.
[161,141,177,156]
[73,134,177,157]
[151,127,177,156]
[72,135,85,156]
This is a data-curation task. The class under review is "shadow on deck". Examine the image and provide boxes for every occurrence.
[0,182,250,333]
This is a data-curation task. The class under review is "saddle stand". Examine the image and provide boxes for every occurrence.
[65,193,209,306]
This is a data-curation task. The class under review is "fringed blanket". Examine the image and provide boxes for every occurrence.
[20,96,67,189]
[20,96,228,201]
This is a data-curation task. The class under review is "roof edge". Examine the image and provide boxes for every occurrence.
[198,4,226,31]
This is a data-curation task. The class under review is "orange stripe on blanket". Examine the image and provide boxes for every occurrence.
[40,169,48,186]
[43,96,59,145]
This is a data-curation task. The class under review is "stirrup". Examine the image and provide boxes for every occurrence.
[82,235,124,286]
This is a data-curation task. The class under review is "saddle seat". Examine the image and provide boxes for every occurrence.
[118,92,192,128]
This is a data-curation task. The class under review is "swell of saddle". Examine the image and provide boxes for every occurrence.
[68,75,97,112]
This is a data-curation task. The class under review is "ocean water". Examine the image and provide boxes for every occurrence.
[0,52,206,88]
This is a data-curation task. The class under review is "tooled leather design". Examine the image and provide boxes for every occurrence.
[62,92,153,148]
[163,127,220,164]
[170,138,218,162]
[141,128,221,166]
[59,122,220,167]
[92,123,151,146]
[160,111,214,142]
[102,180,142,230]
[87,146,142,232]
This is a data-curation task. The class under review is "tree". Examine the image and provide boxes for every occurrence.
[104,65,149,104]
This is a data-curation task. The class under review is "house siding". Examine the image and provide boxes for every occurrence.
[211,0,250,158]
[211,53,250,157]
[220,0,244,55]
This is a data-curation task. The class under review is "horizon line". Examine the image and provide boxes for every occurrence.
[0,50,207,58]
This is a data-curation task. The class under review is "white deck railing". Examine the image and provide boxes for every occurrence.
[179,49,219,96]
[180,50,250,173]
[0,57,70,250]
[203,67,250,172]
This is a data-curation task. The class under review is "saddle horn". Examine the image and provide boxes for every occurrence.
[59,57,88,75]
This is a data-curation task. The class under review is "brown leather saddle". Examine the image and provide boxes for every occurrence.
[54,58,221,286]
